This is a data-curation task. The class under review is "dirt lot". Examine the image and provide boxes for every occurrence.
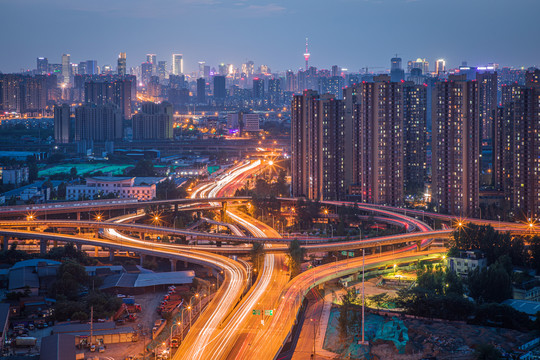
[370,316,536,360]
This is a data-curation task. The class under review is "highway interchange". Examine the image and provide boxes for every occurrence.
[0,159,535,360]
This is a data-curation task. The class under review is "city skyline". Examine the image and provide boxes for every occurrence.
[1,0,540,74]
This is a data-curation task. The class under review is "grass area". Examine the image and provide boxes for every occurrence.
[39,163,132,177]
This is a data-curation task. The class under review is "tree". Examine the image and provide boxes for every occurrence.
[529,236,540,272]
[468,258,512,303]
[368,293,388,308]
[128,159,156,177]
[156,179,187,200]
[70,166,78,180]
[288,240,304,278]
[474,344,502,360]
[338,289,358,339]
[27,156,38,182]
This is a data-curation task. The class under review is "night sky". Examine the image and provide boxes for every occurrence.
[1,0,539,73]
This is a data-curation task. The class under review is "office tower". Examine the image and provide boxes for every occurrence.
[169,75,186,89]
[37,57,48,74]
[218,63,227,76]
[84,79,132,119]
[407,58,429,75]
[78,62,88,75]
[268,78,280,95]
[291,90,345,200]
[117,53,127,76]
[351,75,404,205]
[86,60,98,75]
[74,104,122,142]
[157,61,167,80]
[213,76,226,99]
[331,65,341,78]
[172,54,183,75]
[432,74,480,216]
[498,83,540,218]
[146,54,157,65]
[21,76,47,112]
[477,71,498,141]
[435,59,446,76]
[0,74,22,112]
[197,78,206,104]
[132,102,173,140]
[141,62,153,86]
[403,82,427,194]
[390,56,405,82]
[198,62,206,78]
[61,54,71,84]
[54,104,71,144]
[253,78,265,99]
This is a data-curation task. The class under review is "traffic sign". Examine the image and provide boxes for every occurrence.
[252,309,261,315]
[348,252,354,257]
[265,310,273,316]
[341,251,347,256]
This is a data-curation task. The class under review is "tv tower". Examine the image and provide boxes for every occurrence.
[303,38,310,71]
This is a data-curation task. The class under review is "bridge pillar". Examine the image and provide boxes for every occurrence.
[170,259,177,272]
[216,241,222,248]
[174,203,178,214]
[140,254,145,266]
[54,240,58,248]
[76,244,82,252]
[94,229,99,238]
[40,239,47,254]
[109,249,114,262]
[95,246,99,257]
[184,261,188,268]
[2,236,8,251]
[221,202,227,222]
[140,232,145,241]
[416,241,421,252]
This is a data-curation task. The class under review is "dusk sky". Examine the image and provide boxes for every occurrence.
[1,0,539,74]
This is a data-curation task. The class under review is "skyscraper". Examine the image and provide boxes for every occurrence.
[407,58,429,75]
[54,104,71,144]
[197,78,206,104]
[172,54,183,75]
[146,54,157,65]
[141,62,153,86]
[303,38,310,71]
[432,74,480,216]
[252,78,265,99]
[157,61,167,80]
[435,59,446,76]
[84,79,132,119]
[61,53,71,84]
[213,76,226,99]
[37,57,48,74]
[117,52,127,76]
[390,56,405,82]
[86,60,98,75]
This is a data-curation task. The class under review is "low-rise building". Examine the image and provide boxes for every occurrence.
[66,176,164,201]
[446,250,487,277]
[1,167,29,185]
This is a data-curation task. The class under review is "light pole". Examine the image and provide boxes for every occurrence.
[189,293,200,315]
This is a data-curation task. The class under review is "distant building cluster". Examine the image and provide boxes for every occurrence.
[291,57,540,219]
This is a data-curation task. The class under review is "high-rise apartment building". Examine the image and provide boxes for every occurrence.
[0,74,22,113]
[141,62,153,86]
[74,104,122,142]
[350,75,404,205]
[117,53,127,76]
[54,104,71,144]
[172,54,183,75]
[132,102,173,140]
[477,71,498,141]
[157,61,167,80]
[390,57,405,82]
[435,59,446,76]
[61,54,71,84]
[432,74,480,216]
[403,82,427,194]
[497,83,540,218]
[291,90,345,200]
[84,79,132,119]
[252,78,265,99]
[146,54,157,65]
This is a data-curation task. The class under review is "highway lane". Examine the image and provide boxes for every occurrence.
[243,249,446,360]
[190,160,290,360]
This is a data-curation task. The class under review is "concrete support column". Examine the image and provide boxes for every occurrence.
[40,239,47,254]
[170,259,177,272]
[140,232,145,241]
[76,244,82,252]
[109,249,114,262]
[77,212,81,221]
[2,236,8,251]
[416,241,421,252]
[95,246,99,257]
[53,240,58,248]
[174,203,178,213]
[184,261,188,268]
[140,254,145,266]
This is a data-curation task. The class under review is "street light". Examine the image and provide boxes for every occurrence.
[169,321,181,356]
